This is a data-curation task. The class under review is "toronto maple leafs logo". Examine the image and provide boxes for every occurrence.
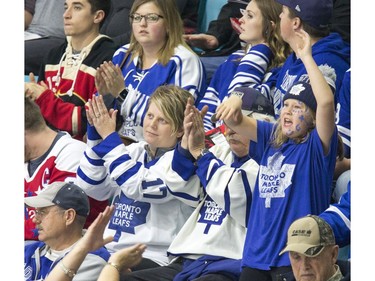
[258,153,295,208]
[198,196,226,234]
[109,192,150,241]
[289,83,305,96]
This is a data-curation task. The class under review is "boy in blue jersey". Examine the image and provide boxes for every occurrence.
[24,182,111,281]
[242,0,350,118]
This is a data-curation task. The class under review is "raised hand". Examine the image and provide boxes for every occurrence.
[215,95,243,129]
[86,94,118,139]
[25,81,48,101]
[181,97,195,150]
[95,61,125,98]
[79,205,115,252]
[106,244,147,275]
[294,29,312,62]
[186,104,206,159]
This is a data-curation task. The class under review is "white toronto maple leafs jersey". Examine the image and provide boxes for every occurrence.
[164,143,258,260]
[112,44,206,142]
[76,128,194,266]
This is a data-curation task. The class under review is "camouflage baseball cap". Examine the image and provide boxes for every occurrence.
[279,215,335,257]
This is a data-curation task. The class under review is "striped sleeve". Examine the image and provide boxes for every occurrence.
[319,182,351,247]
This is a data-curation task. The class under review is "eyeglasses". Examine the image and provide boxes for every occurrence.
[130,13,164,23]
[35,206,65,220]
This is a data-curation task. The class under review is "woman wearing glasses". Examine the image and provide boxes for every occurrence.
[95,0,207,145]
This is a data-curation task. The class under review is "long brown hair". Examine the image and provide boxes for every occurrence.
[253,0,291,69]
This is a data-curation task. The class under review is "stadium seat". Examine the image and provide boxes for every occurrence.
[197,0,227,33]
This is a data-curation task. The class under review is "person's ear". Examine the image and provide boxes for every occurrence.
[64,209,76,225]
[176,128,184,139]
[94,10,105,24]
[292,17,302,31]
[331,245,339,263]
[270,20,276,29]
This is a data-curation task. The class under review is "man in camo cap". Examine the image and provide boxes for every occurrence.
[279,215,343,281]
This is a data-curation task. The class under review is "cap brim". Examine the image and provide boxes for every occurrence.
[24,197,55,208]
[279,244,325,257]
[242,109,253,117]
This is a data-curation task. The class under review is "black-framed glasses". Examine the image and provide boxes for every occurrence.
[130,13,164,23]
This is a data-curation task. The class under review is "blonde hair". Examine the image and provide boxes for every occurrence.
[148,85,193,136]
[125,0,192,66]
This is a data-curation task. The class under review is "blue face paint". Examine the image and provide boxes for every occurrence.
[286,129,294,136]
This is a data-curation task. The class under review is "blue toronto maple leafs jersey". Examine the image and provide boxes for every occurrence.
[320,181,351,248]
[241,120,338,270]
[335,68,351,158]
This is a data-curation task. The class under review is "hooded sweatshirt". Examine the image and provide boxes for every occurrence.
[252,32,350,118]
[36,35,117,140]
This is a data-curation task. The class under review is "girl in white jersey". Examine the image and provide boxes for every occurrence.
[76,85,196,271]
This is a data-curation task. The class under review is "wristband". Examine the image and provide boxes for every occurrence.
[107,261,121,274]
[195,148,210,162]
[59,261,76,278]
[116,88,129,103]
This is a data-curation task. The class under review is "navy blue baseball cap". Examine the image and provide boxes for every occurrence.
[24,182,90,217]
[234,87,275,117]
[276,0,333,30]
[211,87,275,123]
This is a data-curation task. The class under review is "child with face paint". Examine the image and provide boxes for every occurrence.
[214,29,342,280]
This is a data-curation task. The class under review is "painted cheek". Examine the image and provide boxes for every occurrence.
[286,129,294,136]
[291,108,302,115]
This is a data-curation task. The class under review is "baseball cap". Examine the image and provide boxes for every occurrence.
[276,0,333,30]
[279,215,336,257]
[283,81,317,112]
[236,87,275,117]
[24,182,90,217]
[211,87,275,123]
